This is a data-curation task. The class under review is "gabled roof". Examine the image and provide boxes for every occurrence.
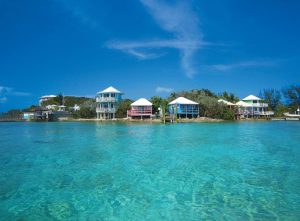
[236,100,252,107]
[40,95,57,99]
[218,99,235,106]
[169,97,198,105]
[98,86,122,94]
[242,95,261,101]
[131,98,152,106]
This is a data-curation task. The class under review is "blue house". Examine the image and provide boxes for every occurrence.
[96,86,123,119]
[168,97,199,118]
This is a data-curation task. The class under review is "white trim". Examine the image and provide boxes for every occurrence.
[242,95,261,101]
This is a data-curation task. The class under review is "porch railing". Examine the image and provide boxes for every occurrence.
[96,97,118,102]
[127,109,152,116]
[96,108,116,113]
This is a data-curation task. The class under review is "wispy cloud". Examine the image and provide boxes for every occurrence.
[106,0,204,78]
[155,86,173,93]
[0,86,9,104]
[11,91,32,96]
[57,0,97,28]
[106,39,203,60]
[0,97,7,104]
[72,7,97,28]
[208,60,277,72]
[0,86,31,103]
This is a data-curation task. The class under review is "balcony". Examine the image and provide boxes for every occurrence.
[248,103,268,108]
[127,109,152,116]
[96,97,117,102]
[96,108,116,113]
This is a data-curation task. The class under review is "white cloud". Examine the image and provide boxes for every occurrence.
[0,86,31,103]
[209,60,277,71]
[106,0,204,78]
[155,86,173,93]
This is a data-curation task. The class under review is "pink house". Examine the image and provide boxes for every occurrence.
[127,98,153,119]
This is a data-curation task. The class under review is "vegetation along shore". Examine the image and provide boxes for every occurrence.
[1,85,299,123]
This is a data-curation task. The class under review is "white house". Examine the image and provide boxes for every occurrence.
[236,95,274,117]
[23,112,35,120]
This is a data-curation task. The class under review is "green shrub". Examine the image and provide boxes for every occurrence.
[115,99,133,118]
[222,108,235,120]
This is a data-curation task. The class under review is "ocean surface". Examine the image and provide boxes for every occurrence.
[0,122,299,221]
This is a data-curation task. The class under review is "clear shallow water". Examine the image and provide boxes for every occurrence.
[0,122,299,221]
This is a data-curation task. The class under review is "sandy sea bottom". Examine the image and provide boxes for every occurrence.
[0,122,299,220]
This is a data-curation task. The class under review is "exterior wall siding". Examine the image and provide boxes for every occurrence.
[169,104,199,118]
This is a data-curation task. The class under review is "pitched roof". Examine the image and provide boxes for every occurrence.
[40,95,57,99]
[98,86,122,94]
[236,100,252,107]
[169,97,198,105]
[131,98,152,106]
[218,99,235,106]
[242,95,261,101]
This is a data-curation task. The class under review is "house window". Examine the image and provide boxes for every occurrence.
[111,93,115,97]
[111,103,114,108]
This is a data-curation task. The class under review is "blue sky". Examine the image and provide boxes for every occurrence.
[1,0,300,111]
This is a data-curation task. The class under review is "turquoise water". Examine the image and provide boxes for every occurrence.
[0,122,300,220]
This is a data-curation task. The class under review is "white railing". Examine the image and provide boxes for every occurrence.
[96,97,117,102]
[127,110,152,116]
[246,103,268,108]
[241,110,274,116]
[96,108,116,113]
[260,111,274,116]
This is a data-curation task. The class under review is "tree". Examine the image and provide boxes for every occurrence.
[0,109,23,119]
[150,96,168,114]
[220,91,239,103]
[222,108,236,120]
[198,96,225,119]
[73,107,96,119]
[54,93,64,105]
[22,105,38,112]
[261,88,282,111]
[282,85,300,111]
[115,99,133,118]
[41,99,59,106]
[64,96,94,107]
